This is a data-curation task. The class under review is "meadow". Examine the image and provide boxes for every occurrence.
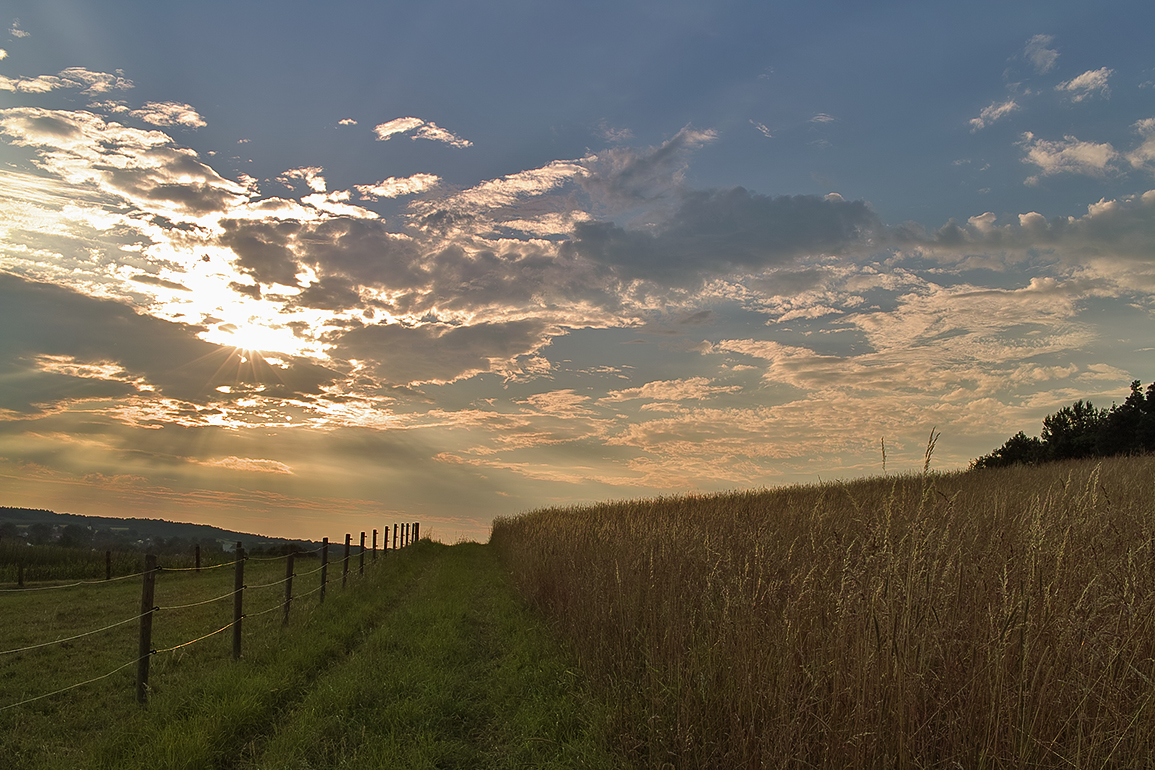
[491,454,1155,768]
[0,540,617,769]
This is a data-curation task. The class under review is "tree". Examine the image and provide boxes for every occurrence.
[972,431,1046,469]
[973,381,1155,469]
[1041,399,1107,460]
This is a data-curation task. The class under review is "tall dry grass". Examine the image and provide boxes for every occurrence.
[490,455,1155,768]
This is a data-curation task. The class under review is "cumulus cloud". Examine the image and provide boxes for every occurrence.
[337,118,357,126]
[373,117,472,148]
[9,19,29,38]
[969,99,1018,132]
[1056,67,1113,102]
[1024,34,1059,74]
[130,101,206,128]
[1018,132,1118,183]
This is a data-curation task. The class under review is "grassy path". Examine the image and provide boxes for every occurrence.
[2,541,619,769]
[238,541,617,769]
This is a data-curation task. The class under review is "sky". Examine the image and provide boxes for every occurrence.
[1,1,1154,543]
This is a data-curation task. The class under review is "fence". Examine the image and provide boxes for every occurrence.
[0,522,421,710]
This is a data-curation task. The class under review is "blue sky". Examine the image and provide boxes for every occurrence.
[1,1,1153,541]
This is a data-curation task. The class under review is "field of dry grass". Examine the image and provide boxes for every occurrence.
[491,455,1155,767]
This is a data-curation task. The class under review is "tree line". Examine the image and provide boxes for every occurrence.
[972,380,1155,469]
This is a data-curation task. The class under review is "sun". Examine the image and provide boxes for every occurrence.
[202,322,308,358]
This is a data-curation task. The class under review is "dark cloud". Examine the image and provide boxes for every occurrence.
[130,274,190,291]
[218,219,304,286]
[561,188,878,285]
[335,319,551,385]
[292,276,362,310]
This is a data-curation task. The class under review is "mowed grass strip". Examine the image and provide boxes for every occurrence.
[243,541,618,770]
[1,540,616,770]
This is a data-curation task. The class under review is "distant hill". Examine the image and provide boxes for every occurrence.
[0,506,318,552]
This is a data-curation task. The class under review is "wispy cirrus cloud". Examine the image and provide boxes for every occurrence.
[1024,34,1059,74]
[1056,67,1113,102]
[969,99,1018,132]
[355,173,441,199]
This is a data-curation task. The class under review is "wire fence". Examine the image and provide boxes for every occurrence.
[0,523,420,711]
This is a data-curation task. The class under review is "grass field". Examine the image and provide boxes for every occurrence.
[492,455,1155,768]
[0,541,617,769]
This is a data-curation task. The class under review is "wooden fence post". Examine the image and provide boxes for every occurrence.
[282,552,294,627]
[413,522,419,543]
[372,529,378,562]
[392,525,398,550]
[342,534,351,588]
[137,554,157,705]
[233,542,244,660]
[383,525,389,554]
[359,531,366,576]
[320,537,329,604]
[195,544,201,573]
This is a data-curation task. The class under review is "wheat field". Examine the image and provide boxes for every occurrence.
[491,456,1155,768]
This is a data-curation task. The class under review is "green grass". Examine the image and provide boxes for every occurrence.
[0,541,617,769]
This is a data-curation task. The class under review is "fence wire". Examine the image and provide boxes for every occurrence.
[0,531,409,712]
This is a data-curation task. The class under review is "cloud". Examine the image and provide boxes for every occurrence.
[372,117,472,148]
[9,19,29,38]
[354,173,440,199]
[279,166,327,192]
[810,113,836,123]
[561,187,877,285]
[579,125,717,210]
[0,273,339,414]
[1024,34,1059,74]
[1126,118,1155,175]
[0,50,8,60]
[601,377,740,403]
[750,120,773,138]
[335,319,552,385]
[1018,132,1118,183]
[130,101,206,128]
[597,121,633,143]
[201,456,293,474]
[337,118,357,126]
[0,107,247,218]
[969,99,1018,132]
[1056,67,1113,102]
